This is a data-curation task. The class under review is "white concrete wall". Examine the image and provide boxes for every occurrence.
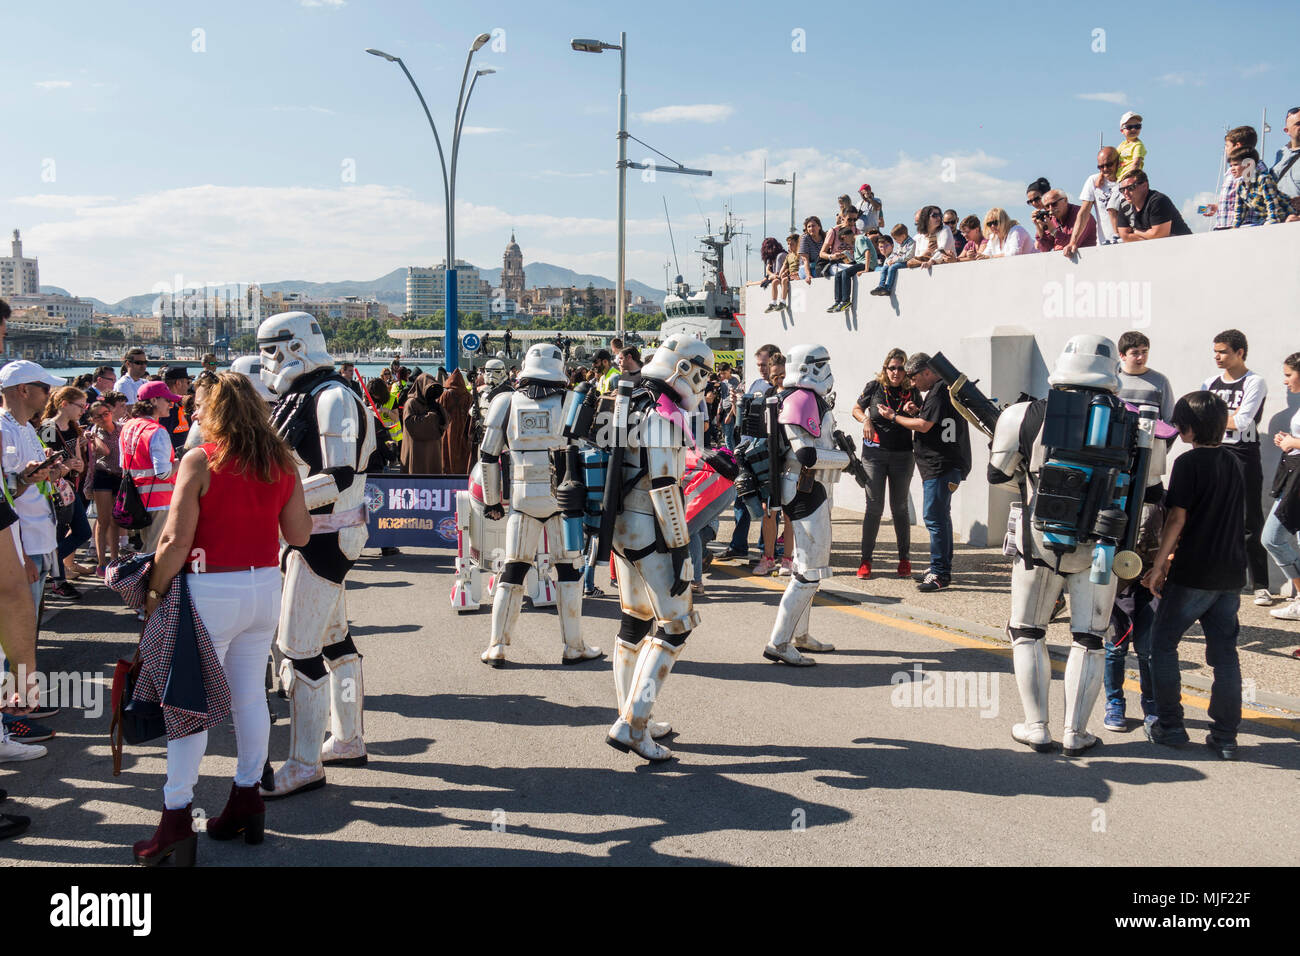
[741,226,1300,554]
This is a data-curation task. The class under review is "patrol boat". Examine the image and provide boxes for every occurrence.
[659,213,745,353]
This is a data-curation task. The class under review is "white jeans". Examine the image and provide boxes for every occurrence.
[163,567,281,809]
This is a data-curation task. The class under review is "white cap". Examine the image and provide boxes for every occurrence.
[1119,111,1141,126]
[0,360,65,389]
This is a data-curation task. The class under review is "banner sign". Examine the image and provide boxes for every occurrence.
[363,473,469,549]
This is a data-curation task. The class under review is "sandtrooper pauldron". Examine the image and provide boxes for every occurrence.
[763,344,850,667]
[988,333,1156,757]
[477,344,603,667]
[256,311,377,799]
[604,336,713,763]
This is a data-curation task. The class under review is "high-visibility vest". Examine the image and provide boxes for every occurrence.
[381,392,404,443]
[120,418,175,510]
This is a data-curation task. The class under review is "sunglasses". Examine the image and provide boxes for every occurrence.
[943,219,957,225]
[1118,183,1140,193]
[1122,124,1142,130]
[886,365,905,372]
[929,212,941,218]
[130,360,146,366]
[1098,160,1118,169]
[1026,196,1042,205]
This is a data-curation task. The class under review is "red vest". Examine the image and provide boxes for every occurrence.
[120,418,174,510]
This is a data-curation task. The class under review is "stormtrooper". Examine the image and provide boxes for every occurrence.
[602,335,713,762]
[762,344,851,666]
[478,344,603,667]
[988,334,1155,756]
[256,311,377,798]
[470,358,511,454]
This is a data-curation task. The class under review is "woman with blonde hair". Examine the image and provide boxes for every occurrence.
[132,372,311,866]
[978,207,1036,258]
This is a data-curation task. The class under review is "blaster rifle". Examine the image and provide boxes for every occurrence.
[832,430,870,489]
[927,351,1004,439]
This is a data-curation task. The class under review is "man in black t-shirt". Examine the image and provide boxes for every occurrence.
[879,353,971,591]
[1143,391,1244,759]
[1118,170,1192,240]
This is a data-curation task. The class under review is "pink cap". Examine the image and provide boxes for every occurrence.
[859,183,872,193]
[137,380,182,403]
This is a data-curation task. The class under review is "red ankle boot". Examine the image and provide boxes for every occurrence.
[207,782,265,844]
[133,804,197,866]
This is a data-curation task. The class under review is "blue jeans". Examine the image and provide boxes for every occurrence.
[1262,499,1300,580]
[1104,584,1156,714]
[57,495,93,561]
[582,536,597,590]
[875,261,905,293]
[1149,582,1241,741]
[921,468,960,578]
[28,551,51,612]
[723,421,736,449]
[729,500,751,553]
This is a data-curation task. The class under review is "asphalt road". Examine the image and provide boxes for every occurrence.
[3,546,1297,867]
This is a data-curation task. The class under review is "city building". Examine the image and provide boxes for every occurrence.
[260,291,388,323]
[501,232,525,304]
[6,291,95,331]
[406,260,491,320]
[0,229,40,297]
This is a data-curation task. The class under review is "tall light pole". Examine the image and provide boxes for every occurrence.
[766,172,796,234]
[367,33,491,371]
[571,34,627,339]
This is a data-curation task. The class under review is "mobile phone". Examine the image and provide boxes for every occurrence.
[1196,204,1210,216]
[22,451,65,477]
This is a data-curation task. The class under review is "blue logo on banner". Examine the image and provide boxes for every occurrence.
[436,516,458,543]
[462,333,481,352]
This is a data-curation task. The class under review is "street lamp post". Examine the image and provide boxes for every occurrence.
[367,34,491,372]
[766,172,797,234]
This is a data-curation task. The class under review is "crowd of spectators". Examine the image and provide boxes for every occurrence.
[757,111,1300,310]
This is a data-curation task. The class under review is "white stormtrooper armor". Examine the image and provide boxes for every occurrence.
[605,335,713,762]
[763,344,850,666]
[478,344,602,667]
[989,334,1135,757]
[450,462,557,612]
[229,355,276,403]
[256,312,377,798]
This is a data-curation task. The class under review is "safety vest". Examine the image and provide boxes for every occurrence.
[597,367,618,394]
[120,418,175,510]
[381,392,404,443]
[172,403,190,440]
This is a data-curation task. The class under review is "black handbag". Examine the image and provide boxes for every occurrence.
[109,640,165,776]
[111,473,152,529]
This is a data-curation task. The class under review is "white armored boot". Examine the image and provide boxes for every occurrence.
[1010,634,1054,752]
[1063,642,1105,756]
[321,649,367,767]
[557,580,603,665]
[613,638,670,739]
[481,581,524,667]
[607,637,682,761]
[792,602,835,652]
[262,659,329,799]
[764,579,818,666]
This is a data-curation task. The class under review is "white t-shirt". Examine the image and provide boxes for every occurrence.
[0,410,58,557]
[1201,370,1267,445]
[1079,173,1121,243]
[118,374,147,405]
[1289,405,1300,456]
[984,224,1036,257]
[912,227,955,259]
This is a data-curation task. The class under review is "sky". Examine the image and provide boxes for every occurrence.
[1,0,1297,304]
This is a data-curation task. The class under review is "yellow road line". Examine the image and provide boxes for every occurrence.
[713,561,1300,735]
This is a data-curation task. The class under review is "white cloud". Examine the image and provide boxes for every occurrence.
[1240,62,1274,78]
[460,126,505,135]
[635,104,734,124]
[34,80,72,90]
[1076,92,1129,105]
[1157,72,1204,87]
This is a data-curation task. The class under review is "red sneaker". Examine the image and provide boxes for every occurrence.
[856,561,872,580]
[897,559,912,578]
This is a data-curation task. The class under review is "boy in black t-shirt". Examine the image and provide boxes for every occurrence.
[1142,391,1245,759]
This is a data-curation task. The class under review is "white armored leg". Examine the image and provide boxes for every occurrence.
[322,648,366,767]
[262,658,328,798]
[482,583,524,667]
[557,580,603,664]
[770,507,834,661]
[614,638,670,738]
[607,637,683,761]
[1010,636,1053,752]
[1063,642,1105,756]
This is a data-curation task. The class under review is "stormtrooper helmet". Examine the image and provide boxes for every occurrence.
[1048,334,1120,393]
[229,355,276,403]
[256,312,333,396]
[640,335,714,405]
[787,343,834,396]
[483,358,508,387]
[519,343,566,383]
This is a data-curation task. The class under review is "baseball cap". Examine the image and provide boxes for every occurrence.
[1119,111,1142,126]
[163,366,192,382]
[0,360,64,389]
[903,352,932,376]
[137,380,182,403]
[859,183,872,193]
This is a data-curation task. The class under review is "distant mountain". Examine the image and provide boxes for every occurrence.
[54,263,664,315]
[39,286,113,312]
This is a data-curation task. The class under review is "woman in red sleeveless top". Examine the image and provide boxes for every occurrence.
[133,372,311,866]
